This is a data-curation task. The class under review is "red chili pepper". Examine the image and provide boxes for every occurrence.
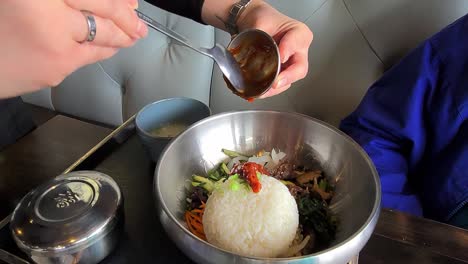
[239,162,269,193]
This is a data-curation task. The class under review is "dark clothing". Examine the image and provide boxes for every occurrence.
[340,14,468,225]
[0,97,35,150]
[147,0,205,24]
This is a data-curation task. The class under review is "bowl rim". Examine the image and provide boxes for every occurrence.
[154,110,382,261]
[135,97,211,140]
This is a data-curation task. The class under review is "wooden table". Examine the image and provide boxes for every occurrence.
[0,115,467,264]
[0,115,111,220]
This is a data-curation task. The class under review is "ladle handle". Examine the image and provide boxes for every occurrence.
[135,10,211,57]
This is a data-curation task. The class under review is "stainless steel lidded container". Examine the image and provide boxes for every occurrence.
[10,171,124,264]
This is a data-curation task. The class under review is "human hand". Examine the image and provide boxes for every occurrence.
[0,0,148,98]
[237,1,313,98]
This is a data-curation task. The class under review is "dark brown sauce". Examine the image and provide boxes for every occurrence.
[224,38,277,102]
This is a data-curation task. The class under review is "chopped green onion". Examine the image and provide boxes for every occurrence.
[228,174,239,181]
[192,175,214,192]
[280,180,295,186]
[256,172,262,180]
[208,171,221,181]
[230,181,240,191]
[222,148,245,158]
[221,163,230,175]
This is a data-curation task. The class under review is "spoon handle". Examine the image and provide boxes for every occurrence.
[135,10,212,57]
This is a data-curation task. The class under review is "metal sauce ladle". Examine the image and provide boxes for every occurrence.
[136,10,280,100]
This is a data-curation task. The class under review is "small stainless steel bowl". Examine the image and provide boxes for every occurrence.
[136,97,211,162]
[154,110,381,264]
[226,29,281,99]
[10,171,124,264]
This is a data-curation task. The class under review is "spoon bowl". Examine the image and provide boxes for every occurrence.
[226,29,280,99]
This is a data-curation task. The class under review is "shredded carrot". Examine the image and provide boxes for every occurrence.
[185,203,206,241]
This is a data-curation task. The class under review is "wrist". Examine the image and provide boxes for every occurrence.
[201,0,264,33]
[235,1,265,31]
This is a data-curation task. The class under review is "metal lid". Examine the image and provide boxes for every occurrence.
[10,171,122,256]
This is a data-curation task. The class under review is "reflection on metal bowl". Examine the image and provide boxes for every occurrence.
[10,171,124,264]
[154,110,381,264]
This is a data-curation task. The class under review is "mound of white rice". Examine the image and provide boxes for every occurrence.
[202,175,299,258]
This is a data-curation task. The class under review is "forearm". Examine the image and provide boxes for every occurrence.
[147,0,270,32]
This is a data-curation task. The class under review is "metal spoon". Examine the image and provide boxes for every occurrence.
[135,10,247,93]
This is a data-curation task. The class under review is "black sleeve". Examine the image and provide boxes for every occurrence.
[146,0,206,24]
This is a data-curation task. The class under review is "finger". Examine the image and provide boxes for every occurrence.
[64,0,147,39]
[70,9,136,48]
[72,43,119,68]
[50,44,118,86]
[271,53,309,90]
[277,25,313,64]
[277,31,297,64]
[86,45,119,64]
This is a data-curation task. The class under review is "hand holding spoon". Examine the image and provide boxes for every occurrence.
[136,10,280,100]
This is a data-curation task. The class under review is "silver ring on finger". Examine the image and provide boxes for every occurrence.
[80,11,97,43]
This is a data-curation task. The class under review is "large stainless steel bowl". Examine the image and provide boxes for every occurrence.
[154,111,381,264]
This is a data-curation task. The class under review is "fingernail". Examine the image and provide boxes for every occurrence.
[137,20,148,38]
[281,52,291,64]
[276,76,287,89]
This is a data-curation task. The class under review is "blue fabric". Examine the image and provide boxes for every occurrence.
[339,14,468,223]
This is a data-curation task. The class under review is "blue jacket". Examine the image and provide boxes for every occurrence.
[340,14,468,223]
